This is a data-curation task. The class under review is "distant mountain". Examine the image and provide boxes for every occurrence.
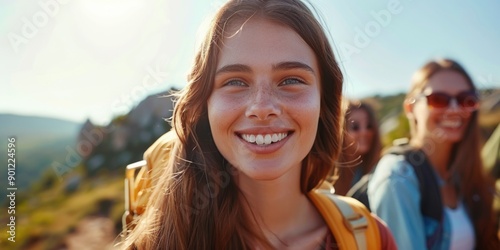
[0,114,81,143]
[0,114,82,202]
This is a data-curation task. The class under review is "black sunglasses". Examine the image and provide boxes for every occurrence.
[415,91,479,110]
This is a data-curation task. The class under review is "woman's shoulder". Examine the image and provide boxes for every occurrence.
[367,149,419,200]
[373,152,417,178]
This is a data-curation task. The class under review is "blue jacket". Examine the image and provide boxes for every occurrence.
[367,153,452,250]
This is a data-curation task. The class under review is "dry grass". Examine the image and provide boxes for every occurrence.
[0,176,125,250]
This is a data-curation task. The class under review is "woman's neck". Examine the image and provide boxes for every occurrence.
[419,138,459,208]
[237,168,327,248]
[419,138,453,179]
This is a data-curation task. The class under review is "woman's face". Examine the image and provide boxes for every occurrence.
[207,17,321,182]
[410,70,475,145]
[346,109,374,156]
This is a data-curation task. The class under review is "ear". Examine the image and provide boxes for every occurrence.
[404,99,415,120]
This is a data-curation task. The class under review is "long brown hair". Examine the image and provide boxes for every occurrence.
[121,0,343,249]
[405,58,498,249]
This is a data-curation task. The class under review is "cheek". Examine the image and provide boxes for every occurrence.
[208,95,238,125]
[345,134,356,144]
[362,131,374,142]
[207,94,246,155]
[294,98,321,136]
[207,98,218,127]
[413,105,431,125]
[291,90,321,120]
[283,93,320,153]
[207,97,230,143]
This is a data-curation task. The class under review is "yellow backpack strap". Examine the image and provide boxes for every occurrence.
[308,189,381,250]
[123,130,177,232]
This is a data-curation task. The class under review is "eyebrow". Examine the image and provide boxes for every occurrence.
[273,61,315,73]
[215,61,315,75]
[215,64,251,75]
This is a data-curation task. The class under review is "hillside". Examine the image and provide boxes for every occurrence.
[0,114,81,139]
[0,91,174,249]
[0,114,81,203]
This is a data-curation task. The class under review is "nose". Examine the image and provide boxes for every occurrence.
[447,98,460,111]
[245,84,281,120]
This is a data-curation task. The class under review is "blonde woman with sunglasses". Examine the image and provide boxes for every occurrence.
[367,58,499,250]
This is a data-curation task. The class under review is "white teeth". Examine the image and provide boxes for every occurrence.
[264,134,272,144]
[272,134,278,141]
[256,135,264,145]
[241,133,288,145]
[440,120,462,128]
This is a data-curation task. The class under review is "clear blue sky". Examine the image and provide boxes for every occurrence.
[1,0,499,125]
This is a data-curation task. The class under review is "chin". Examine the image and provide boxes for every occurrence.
[238,170,288,182]
[247,173,284,181]
[431,125,467,143]
[236,161,298,182]
[438,133,465,144]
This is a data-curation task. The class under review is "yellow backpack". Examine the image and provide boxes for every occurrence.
[123,131,381,250]
[308,189,381,249]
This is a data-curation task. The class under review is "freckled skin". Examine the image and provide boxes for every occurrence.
[207,17,321,183]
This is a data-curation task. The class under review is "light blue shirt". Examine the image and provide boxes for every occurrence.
[368,153,451,250]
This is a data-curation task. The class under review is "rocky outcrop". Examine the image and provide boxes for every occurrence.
[78,89,175,175]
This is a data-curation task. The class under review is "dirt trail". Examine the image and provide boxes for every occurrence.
[65,216,118,250]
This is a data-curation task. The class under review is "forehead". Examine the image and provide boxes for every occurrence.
[424,70,471,94]
[217,17,318,69]
[348,109,369,122]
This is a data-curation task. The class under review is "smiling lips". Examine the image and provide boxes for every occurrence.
[240,133,289,146]
[439,119,463,129]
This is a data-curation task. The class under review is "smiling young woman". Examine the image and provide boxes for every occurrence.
[119,0,396,249]
[368,58,499,250]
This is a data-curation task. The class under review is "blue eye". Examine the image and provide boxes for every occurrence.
[280,78,304,86]
[224,79,247,87]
